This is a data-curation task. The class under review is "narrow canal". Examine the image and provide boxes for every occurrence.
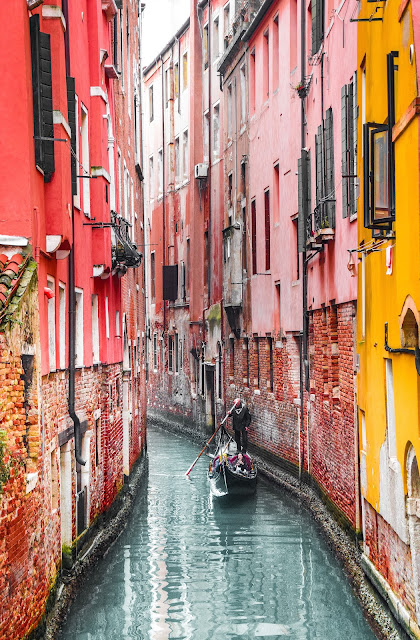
[58,426,377,639]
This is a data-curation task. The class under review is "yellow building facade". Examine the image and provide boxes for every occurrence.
[357,0,420,632]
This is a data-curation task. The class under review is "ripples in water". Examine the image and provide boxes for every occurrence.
[58,427,376,640]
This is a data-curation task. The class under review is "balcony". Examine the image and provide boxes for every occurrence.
[306,201,335,249]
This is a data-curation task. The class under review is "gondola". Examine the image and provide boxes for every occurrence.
[207,427,257,497]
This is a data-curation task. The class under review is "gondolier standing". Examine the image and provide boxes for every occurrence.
[231,398,251,453]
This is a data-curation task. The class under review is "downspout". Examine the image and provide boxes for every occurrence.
[63,0,85,466]
[161,56,166,334]
[300,0,307,481]
[207,0,212,305]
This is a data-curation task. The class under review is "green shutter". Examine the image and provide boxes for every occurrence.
[30,15,55,182]
[341,85,349,218]
[66,77,77,196]
[351,72,358,217]
[325,107,335,228]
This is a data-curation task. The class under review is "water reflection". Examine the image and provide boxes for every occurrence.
[58,427,376,640]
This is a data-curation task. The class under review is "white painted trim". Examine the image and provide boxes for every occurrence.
[46,235,62,253]
[91,166,111,183]
[53,110,71,138]
[26,472,39,494]
[42,5,66,31]
[93,264,105,278]
[90,86,108,104]
[0,235,28,246]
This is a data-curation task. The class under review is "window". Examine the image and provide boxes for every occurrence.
[168,335,174,372]
[153,333,158,369]
[149,156,154,200]
[180,261,186,300]
[290,0,298,71]
[116,310,120,338]
[264,189,270,271]
[30,15,55,181]
[59,283,66,370]
[273,163,280,224]
[213,16,220,60]
[204,111,210,161]
[47,276,56,371]
[175,332,179,373]
[273,16,279,91]
[149,85,154,122]
[268,337,274,392]
[75,289,83,367]
[213,103,220,159]
[186,239,191,298]
[120,7,124,88]
[314,112,334,232]
[183,130,189,178]
[175,137,180,181]
[92,294,99,364]
[203,24,209,69]
[105,296,109,340]
[292,217,300,280]
[240,65,246,124]
[255,337,260,388]
[227,84,233,139]
[66,78,77,197]
[263,30,269,99]
[342,75,358,219]
[95,419,101,466]
[51,449,58,510]
[81,105,90,216]
[183,52,188,90]
[165,68,170,107]
[245,338,250,387]
[251,198,257,274]
[151,252,156,301]
[158,149,163,196]
[250,49,256,113]
[297,149,311,251]
[311,0,325,56]
[363,52,397,231]
[174,63,179,99]
[223,3,230,50]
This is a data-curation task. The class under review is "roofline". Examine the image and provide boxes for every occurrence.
[143,17,190,76]
[242,0,275,42]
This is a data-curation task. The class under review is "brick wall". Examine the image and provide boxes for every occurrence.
[364,498,415,617]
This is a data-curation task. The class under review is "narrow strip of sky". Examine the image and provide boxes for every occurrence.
[142,0,190,67]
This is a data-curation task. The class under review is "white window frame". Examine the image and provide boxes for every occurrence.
[47,276,56,372]
[81,104,90,217]
[92,294,99,364]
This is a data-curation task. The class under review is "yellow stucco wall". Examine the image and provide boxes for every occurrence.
[357,0,420,510]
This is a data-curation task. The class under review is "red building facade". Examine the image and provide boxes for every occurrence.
[0,1,145,637]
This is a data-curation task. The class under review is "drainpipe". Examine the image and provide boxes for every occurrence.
[207,0,212,305]
[161,56,166,334]
[300,0,307,480]
[63,0,85,466]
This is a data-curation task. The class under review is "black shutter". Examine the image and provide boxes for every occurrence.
[297,157,304,252]
[311,0,324,56]
[325,107,335,228]
[30,15,55,182]
[341,85,349,218]
[163,265,178,300]
[66,77,77,196]
[315,126,322,206]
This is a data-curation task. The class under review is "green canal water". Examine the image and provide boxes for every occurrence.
[58,426,376,639]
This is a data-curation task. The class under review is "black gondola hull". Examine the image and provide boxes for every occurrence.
[208,463,257,496]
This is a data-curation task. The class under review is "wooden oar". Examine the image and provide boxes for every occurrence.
[185,403,235,477]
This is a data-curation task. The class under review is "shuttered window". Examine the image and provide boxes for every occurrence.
[30,15,55,182]
[251,199,257,273]
[163,265,178,301]
[66,77,77,196]
[297,149,311,252]
[264,189,270,271]
[324,107,335,228]
[311,0,324,57]
[341,74,357,218]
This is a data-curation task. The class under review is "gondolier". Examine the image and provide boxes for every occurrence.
[231,398,251,453]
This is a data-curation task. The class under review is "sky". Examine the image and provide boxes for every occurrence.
[142,0,190,67]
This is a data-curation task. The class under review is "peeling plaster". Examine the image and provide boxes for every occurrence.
[379,442,408,544]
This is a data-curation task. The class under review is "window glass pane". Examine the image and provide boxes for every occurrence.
[373,129,389,220]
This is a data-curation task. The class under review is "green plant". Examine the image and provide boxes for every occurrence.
[0,430,10,492]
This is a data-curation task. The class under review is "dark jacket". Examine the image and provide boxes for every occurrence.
[232,403,251,432]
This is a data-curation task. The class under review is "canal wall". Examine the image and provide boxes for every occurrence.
[148,409,409,640]
[34,452,149,640]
